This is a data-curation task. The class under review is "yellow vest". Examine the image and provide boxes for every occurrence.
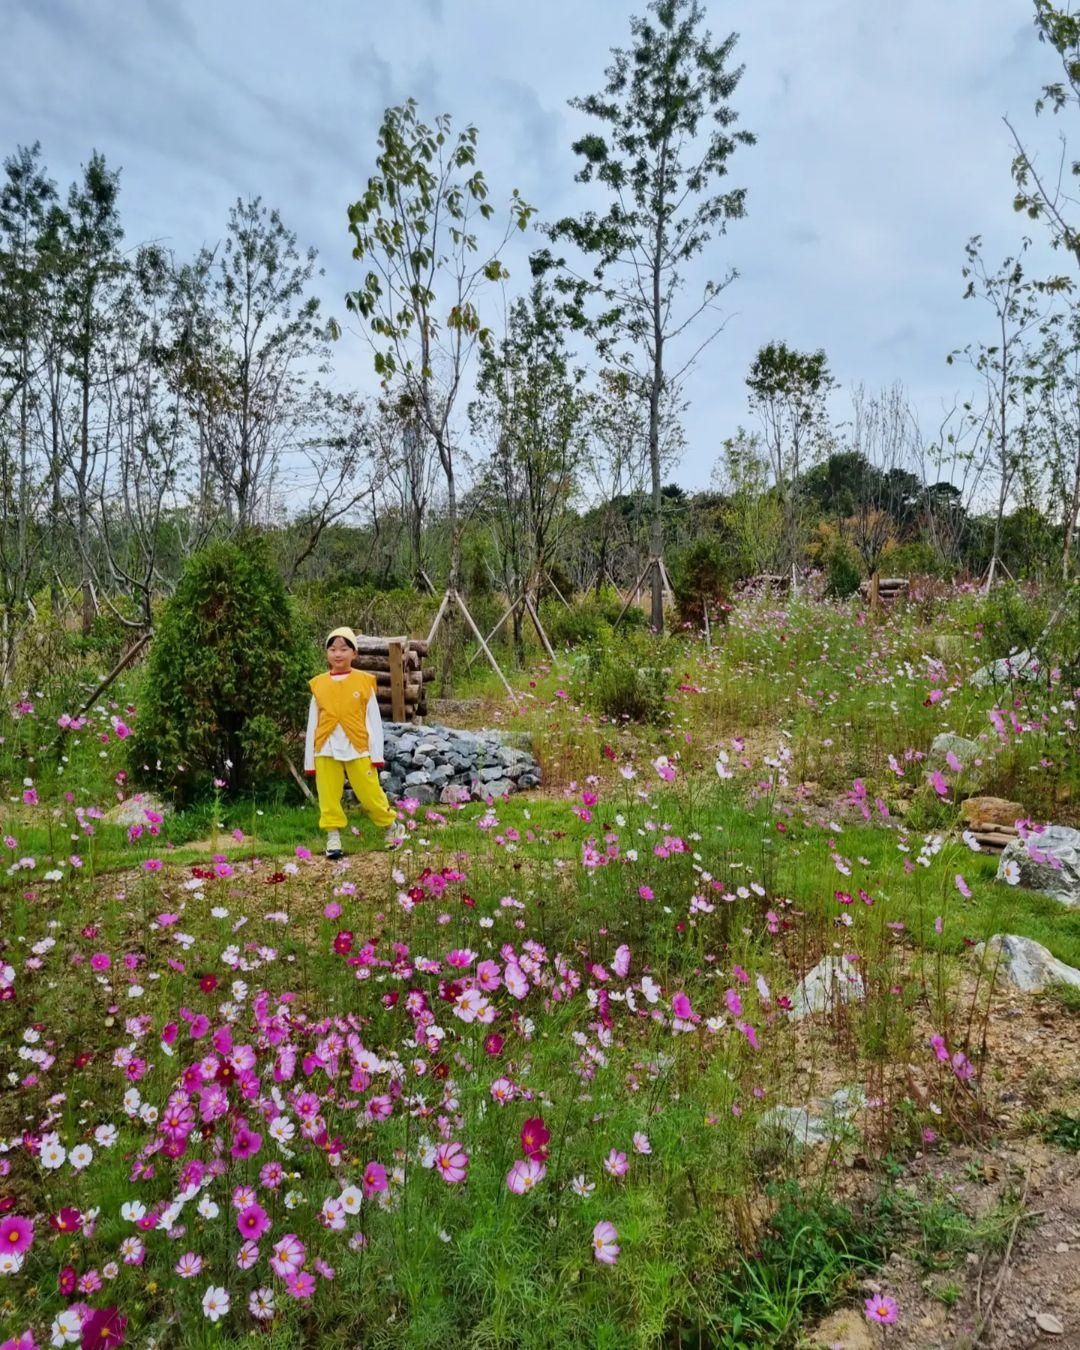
[309,670,375,754]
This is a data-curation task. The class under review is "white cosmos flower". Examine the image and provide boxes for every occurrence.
[39,1140,67,1169]
[121,1201,146,1222]
[1001,859,1021,886]
[94,1124,118,1148]
[196,1195,219,1219]
[50,1307,82,1345]
[69,1144,93,1170]
[202,1286,230,1322]
[339,1186,363,1215]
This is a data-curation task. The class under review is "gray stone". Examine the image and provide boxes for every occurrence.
[404,769,432,787]
[786,955,865,1020]
[927,732,985,778]
[516,773,541,789]
[429,764,454,783]
[974,934,1080,992]
[969,649,1041,688]
[479,765,507,782]
[104,793,169,826]
[473,777,513,799]
[440,783,472,806]
[410,785,437,804]
[997,824,1080,906]
[759,1087,866,1148]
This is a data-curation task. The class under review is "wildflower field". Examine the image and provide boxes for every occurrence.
[2,585,1079,1348]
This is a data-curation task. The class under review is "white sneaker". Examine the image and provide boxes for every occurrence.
[325,829,343,860]
[384,822,405,849]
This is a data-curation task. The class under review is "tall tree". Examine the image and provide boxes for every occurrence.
[62,151,123,632]
[346,100,533,597]
[471,278,587,653]
[950,237,1041,588]
[181,198,331,529]
[544,0,754,629]
[746,341,836,575]
[0,143,57,678]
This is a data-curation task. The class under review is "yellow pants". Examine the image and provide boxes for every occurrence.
[313,756,397,832]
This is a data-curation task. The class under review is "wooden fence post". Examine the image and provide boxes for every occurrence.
[388,640,406,723]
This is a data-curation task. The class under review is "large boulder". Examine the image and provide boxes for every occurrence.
[960,796,1026,830]
[969,649,1041,688]
[997,825,1080,907]
[926,732,990,788]
[974,934,1080,992]
[103,793,169,826]
[786,955,865,1020]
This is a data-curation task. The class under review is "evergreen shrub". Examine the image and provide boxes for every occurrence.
[130,535,314,804]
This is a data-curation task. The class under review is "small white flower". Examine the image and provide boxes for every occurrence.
[94,1124,118,1148]
[339,1186,363,1215]
[0,1251,24,1274]
[69,1144,93,1170]
[50,1308,82,1345]
[1001,858,1021,886]
[202,1285,230,1322]
[196,1195,219,1219]
[39,1140,67,1170]
[284,1189,304,1210]
[121,1200,146,1222]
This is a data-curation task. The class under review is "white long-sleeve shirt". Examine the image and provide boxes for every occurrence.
[303,671,385,771]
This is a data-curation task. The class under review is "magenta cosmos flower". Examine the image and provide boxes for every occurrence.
[0,1216,32,1256]
[236,1204,270,1242]
[80,1306,127,1347]
[592,1221,619,1264]
[506,1158,547,1194]
[864,1294,899,1325]
[433,1141,468,1184]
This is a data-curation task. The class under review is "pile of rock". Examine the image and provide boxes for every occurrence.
[376,723,541,805]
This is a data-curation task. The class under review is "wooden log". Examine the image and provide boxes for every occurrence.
[351,635,429,657]
[352,654,421,673]
[372,668,434,687]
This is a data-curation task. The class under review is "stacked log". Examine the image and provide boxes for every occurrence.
[859,575,909,607]
[350,635,430,722]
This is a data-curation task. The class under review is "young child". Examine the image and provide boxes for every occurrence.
[303,626,404,857]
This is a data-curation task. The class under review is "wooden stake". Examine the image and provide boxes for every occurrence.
[426,590,452,645]
[388,640,406,722]
[287,758,316,803]
[869,571,880,610]
[524,593,556,661]
[614,558,654,628]
[453,591,518,705]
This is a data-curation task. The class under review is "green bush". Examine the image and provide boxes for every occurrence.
[541,588,646,650]
[575,629,674,724]
[823,539,862,599]
[130,535,314,805]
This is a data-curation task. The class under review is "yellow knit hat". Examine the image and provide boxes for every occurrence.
[325,626,358,650]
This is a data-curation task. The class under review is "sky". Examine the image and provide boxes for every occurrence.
[0,0,1067,492]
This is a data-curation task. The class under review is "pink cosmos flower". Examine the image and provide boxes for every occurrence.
[79,1308,126,1347]
[362,1162,388,1198]
[929,770,949,798]
[671,991,698,1022]
[603,1149,629,1178]
[954,874,971,898]
[236,1204,270,1241]
[236,1241,259,1270]
[142,858,162,872]
[613,944,631,978]
[269,1233,306,1278]
[864,1294,898,1325]
[592,1220,619,1264]
[506,1158,547,1193]
[433,1141,468,1184]
[90,953,111,972]
[176,1251,203,1278]
[0,1216,32,1255]
[632,1132,651,1155]
[286,1270,317,1299]
[638,885,654,901]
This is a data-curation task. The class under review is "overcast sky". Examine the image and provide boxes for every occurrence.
[1,0,1065,490]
